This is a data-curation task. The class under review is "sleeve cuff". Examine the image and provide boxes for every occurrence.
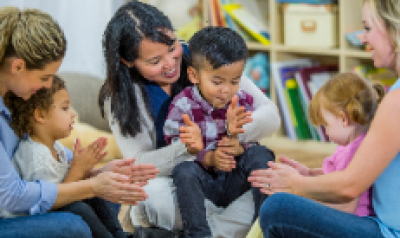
[29,180,58,215]
[195,149,214,171]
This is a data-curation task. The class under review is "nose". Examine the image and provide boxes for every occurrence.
[220,84,230,96]
[360,30,367,45]
[164,55,175,70]
[71,111,77,118]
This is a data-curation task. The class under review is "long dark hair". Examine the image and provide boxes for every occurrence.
[99,1,190,137]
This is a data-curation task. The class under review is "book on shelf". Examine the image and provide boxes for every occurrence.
[271,59,313,140]
[223,3,270,45]
[286,79,312,140]
[294,65,338,142]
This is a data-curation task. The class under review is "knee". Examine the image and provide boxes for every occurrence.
[242,145,275,165]
[171,161,200,182]
[259,193,297,226]
[57,213,93,238]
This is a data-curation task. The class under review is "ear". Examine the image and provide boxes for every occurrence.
[187,66,200,84]
[10,58,26,75]
[33,108,47,124]
[120,57,133,68]
[338,110,350,127]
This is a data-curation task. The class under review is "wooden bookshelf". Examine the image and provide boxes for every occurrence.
[202,0,373,148]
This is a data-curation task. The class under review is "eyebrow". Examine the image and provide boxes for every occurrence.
[213,75,241,80]
[145,38,177,63]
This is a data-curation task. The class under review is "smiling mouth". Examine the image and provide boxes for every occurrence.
[163,65,178,77]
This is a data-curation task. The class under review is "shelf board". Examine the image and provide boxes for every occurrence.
[246,41,270,51]
[274,44,341,56]
[345,50,373,59]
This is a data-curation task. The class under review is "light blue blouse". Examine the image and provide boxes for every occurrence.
[369,79,400,238]
[0,96,71,217]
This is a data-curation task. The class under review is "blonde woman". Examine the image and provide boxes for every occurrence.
[0,7,157,238]
[249,0,400,237]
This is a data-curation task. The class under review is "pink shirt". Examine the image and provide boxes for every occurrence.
[322,133,374,217]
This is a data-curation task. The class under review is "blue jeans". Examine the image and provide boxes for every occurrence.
[259,193,385,238]
[57,198,126,238]
[172,145,275,238]
[0,212,92,238]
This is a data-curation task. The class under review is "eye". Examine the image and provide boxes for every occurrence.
[150,59,161,65]
[231,81,239,85]
[212,81,221,85]
[168,45,176,52]
[364,26,371,32]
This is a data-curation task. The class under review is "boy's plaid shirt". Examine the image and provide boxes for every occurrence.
[164,85,256,171]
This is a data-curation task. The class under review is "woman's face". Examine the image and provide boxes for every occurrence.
[133,30,183,91]
[8,59,63,100]
[361,4,396,69]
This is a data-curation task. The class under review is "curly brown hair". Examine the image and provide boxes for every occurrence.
[4,75,66,138]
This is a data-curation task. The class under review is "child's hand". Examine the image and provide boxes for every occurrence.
[226,96,253,137]
[279,156,310,176]
[217,136,244,157]
[179,114,204,155]
[212,147,236,172]
[71,137,108,176]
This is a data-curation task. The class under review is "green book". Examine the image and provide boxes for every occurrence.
[285,79,312,140]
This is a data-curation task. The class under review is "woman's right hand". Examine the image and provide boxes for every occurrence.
[90,171,147,205]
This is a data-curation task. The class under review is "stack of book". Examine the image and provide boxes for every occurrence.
[208,0,270,45]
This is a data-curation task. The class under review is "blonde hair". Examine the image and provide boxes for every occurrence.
[309,72,385,127]
[363,0,400,52]
[0,7,66,70]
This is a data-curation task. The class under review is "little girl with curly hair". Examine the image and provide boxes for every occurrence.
[3,75,128,238]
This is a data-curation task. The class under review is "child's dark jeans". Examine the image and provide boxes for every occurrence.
[172,145,275,238]
[57,198,126,238]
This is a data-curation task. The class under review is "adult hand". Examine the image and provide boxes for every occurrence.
[99,158,159,186]
[248,161,300,195]
[217,136,244,157]
[279,156,310,176]
[180,114,204,155]
[212,147,236,172]
[90,171,147,205]
[226,96,253,136]
[71,137,108,176]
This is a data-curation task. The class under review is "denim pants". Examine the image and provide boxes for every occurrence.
[172,145,275,238]
[57,198,126,238]
[259,193,385,238]
[0,212,92,238]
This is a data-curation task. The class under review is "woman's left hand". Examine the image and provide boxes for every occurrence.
[248,161,301,195]
[100,158,159,186]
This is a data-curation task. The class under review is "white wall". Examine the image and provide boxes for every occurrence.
[0,0,125,79]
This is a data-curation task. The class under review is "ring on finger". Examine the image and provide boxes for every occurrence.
[265,183,270,188]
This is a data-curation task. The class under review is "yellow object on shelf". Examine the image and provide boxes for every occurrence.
[223,3,270,46]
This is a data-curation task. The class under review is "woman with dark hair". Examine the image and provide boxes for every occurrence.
[99,1,280,237]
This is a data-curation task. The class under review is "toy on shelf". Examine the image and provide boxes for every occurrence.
[176,0,203,42]
[244,53,270,97]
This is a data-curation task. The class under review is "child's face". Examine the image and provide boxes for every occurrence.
[46,89,76,140]
[189,60,245,109]
[321,107,353,146]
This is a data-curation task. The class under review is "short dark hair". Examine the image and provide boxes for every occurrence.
[188,27,248,71]
[4,75,66,138]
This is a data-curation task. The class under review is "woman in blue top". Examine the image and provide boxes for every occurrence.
[248,0,400,237]
[0,7,158,238]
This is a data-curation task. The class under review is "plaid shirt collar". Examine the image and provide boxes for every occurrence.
[191,85,229,116]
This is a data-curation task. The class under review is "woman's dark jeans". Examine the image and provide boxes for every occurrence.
[172,145,275,238]
[259,193,384,238]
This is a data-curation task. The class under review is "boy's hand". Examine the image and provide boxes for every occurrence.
[71,137,108,176]
[211,148,236,172]
[226,96,253,137]
[217,136,244,157]
[279,156,310,176]
[179,114,204,155]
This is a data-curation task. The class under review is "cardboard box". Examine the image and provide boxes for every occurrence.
[283,4,338,48]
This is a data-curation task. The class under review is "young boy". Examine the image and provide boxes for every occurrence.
[164,27,275,238]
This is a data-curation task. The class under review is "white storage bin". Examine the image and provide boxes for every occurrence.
[283,4,338,48]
